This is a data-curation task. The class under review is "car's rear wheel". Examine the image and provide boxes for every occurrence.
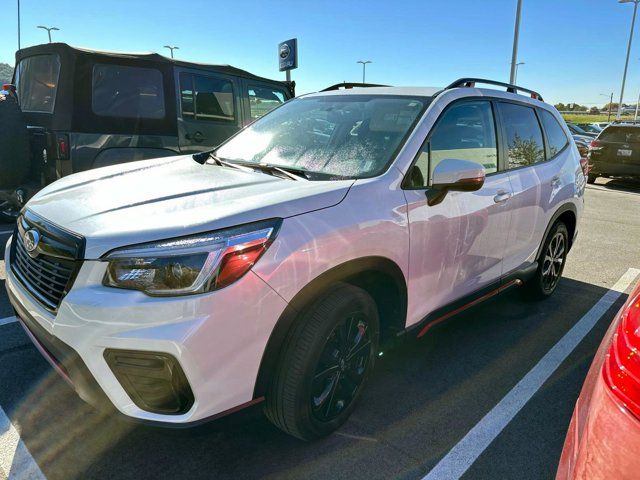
[524,222,569,299]
[587,174,598,184]
[265,283,379,441]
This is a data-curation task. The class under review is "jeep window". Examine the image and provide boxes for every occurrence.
[180,73,235,122]
[92,64,165,119]
[248,86,287,120]
[215,95,427,179]
[539,110,569,157]
[15,54,61,113]
[499,102,545,168]
[409,101,498,187]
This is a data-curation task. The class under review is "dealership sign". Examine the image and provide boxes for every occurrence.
[278,38,298,72]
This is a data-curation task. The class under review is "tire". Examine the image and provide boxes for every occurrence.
[523,222,569,300]
[0,95,30,189]
[265,283,380,441]
[587,174,597,184]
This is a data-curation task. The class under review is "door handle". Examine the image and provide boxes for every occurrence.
[493,190,512,203]
[551,175,560,186]
[186,131,205,143]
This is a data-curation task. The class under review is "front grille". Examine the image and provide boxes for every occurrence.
[10,211,84,312]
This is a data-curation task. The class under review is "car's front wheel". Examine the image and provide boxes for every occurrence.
[265,283,379,440]
[524,221,569,299]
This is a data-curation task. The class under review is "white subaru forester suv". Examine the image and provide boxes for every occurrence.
[5,79,585,440]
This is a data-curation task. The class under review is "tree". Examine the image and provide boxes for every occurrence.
[0,63,13,84]
[589,106,600,114]
[554,103,566,111]
[603,102,619,111]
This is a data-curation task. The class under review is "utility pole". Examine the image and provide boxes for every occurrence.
[357,60,371,83]
[17,0,21,50]
[617,0,640,119]
[509,0,523,84]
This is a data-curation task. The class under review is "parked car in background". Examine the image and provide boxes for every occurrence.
[0,42,294,220]
[567,122,597,138]
[557,280,640,480]
[5,78,584,440]
[572,135,590,159]
[576,123,603,134]
[588,123,640,183]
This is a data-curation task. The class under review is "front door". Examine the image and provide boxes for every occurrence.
[176,70,243,152]
[403,99,513,325]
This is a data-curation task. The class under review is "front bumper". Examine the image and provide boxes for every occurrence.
[4,236,289,424]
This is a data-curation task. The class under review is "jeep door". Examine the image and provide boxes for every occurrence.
[496,103,567,274]
[177,69,243,152]
[403,99,514,322]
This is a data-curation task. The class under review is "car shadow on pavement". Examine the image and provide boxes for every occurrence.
[595,178,640,194]
[0,277,622,480]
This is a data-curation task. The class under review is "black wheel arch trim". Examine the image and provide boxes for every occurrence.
[253,256,407,399]
[536,203,578,261]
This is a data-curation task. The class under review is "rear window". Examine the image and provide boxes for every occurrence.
[92,64,165,119]
[599,126,640,143]
[248,86,287,120]
[15,54,61,113]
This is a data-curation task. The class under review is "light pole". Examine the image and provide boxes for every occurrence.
[163,45,179,58]
[600,92,614,122]
[37,25,59,43]
[509,0,523,84]
[617,0,640,119]
[514,61,525,84]
[357,60,371,83]
[17,0,21,50]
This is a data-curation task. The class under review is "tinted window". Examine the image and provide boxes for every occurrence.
[599,126,640,143]
[216,95,426,179]
[248,86,286,120]
[409,101,497,187]
[499,103,545,168]
[92,64,165,119]
[539,110,569,157]
[16,54,61,113]
[181,74,234,122]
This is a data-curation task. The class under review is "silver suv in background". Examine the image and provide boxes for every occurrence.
[6,78,584,440]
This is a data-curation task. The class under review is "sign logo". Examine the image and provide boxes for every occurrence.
[279,43,290,60]
[24,229,40,255]
[278,38,298,72]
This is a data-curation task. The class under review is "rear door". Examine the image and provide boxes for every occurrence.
[403,99,513,322]
[177,70,243,152]
[497,103,567,274]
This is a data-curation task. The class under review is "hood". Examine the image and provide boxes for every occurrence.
[26,156,354,258]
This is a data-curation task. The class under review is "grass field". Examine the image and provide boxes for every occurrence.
[561,113,632,123]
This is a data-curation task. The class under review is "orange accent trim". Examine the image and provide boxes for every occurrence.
[416,279,522,338]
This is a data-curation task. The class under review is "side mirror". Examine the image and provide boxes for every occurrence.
[426,158,485,206]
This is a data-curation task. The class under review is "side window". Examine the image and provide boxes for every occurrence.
[539,109,569,157]
[498,103,545,169]
[409,101,498,187]
[180,73,235,122]
[248,86,286,120]
[92,64,165,119]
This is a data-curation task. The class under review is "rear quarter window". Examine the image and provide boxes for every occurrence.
[539,110,569,157]
[15,54,61,113]
[92,64,165,119]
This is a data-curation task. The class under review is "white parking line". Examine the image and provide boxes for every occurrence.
[0,406,46,479]
[423,267,640,480]
[0,316,17,327]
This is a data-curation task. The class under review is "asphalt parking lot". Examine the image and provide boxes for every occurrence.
[1,178,639,480]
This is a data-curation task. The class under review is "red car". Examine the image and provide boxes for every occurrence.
[557,280,640,479]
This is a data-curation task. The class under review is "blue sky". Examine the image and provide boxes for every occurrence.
[1,0,638,105]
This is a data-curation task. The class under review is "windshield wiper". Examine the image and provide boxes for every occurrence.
[193,151,252,172]
[248,163,308,181]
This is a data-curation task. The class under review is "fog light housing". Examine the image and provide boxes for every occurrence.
[104,349,194,415]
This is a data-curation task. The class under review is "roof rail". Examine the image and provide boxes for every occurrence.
[321,82,389,92]
[444,78,544,101]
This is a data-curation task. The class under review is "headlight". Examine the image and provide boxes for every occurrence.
[103,219,281,296]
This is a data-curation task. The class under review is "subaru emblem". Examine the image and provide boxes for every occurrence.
[24,229,40,254]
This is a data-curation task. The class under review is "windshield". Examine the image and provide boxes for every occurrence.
[15,54,61,113]
[216,94,427,178]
